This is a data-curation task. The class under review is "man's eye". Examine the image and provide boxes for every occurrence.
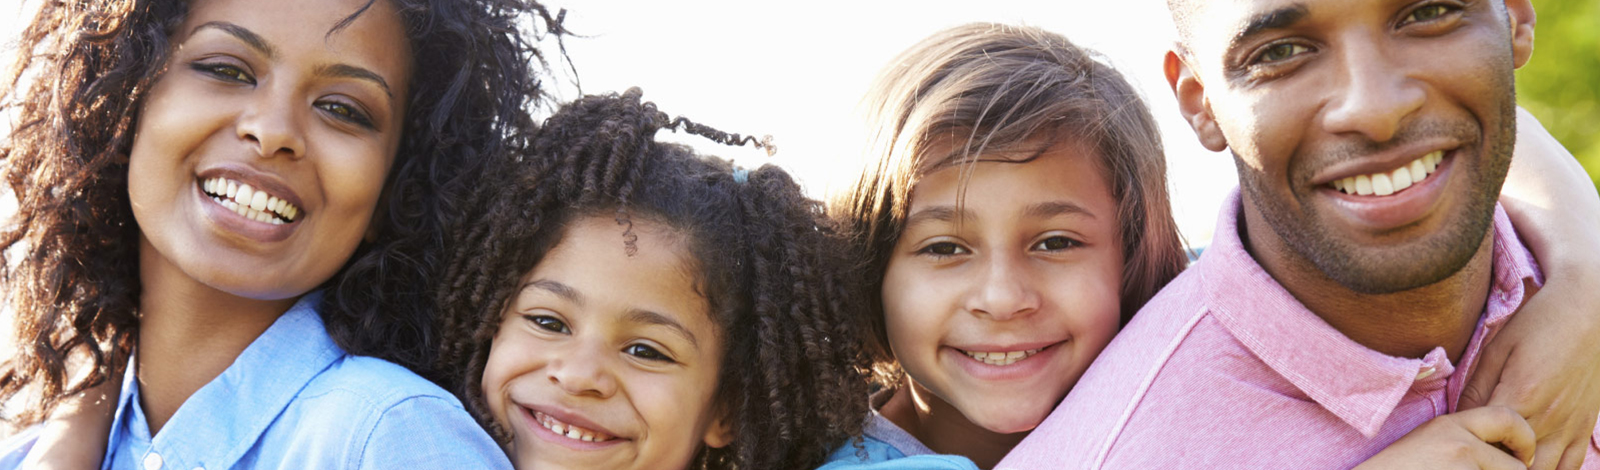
[624,344,674,363]
[918,242,969,257]
[1257,43,1311,64]
[1406,4,1451,24]
[1032,236,1082,252]
[525,315,570,334]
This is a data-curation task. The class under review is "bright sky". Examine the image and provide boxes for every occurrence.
[0,0,1239,246]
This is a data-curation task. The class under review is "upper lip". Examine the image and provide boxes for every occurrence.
[1308,140,1457,187]
[947,339,1065,352]
[196,164,307,215]
[522,404,626,440]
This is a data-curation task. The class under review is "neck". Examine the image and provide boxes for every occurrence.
[880,382,1026,470]
[134,237,298,435]
[1239,199,1494,363]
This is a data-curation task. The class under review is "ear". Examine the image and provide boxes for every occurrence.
[1165,49,1229,152]
[1504,0,1536,68]
[702,413,734,449]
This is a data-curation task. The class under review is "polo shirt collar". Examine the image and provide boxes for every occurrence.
[108,291,344,470]
[1194,189,1537,438]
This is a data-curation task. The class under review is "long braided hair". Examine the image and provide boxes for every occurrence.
[0,0,560,426]
[436,88,872,470]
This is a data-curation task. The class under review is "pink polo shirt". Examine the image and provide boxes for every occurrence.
[998,189,1600,470]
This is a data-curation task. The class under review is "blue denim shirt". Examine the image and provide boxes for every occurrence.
[2,292,511,470]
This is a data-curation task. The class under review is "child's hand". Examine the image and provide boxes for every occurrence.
[1355,407,1536,470]
[19,377,118,470]
[1461,106,1600,470]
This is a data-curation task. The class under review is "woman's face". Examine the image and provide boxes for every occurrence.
[128,0,411,300]
[482,216,732,470]
[881,141,1124,434]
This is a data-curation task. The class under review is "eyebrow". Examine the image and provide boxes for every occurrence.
[1024,201,1098,220]
[316,63,394,98]
[1227,3,1310,55]
[904,206,970,228]
[522,279,583,305]
[624,309,700,348]
[196,21,277,59]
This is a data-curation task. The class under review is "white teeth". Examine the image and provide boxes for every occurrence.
[201,177,302,223]
[533,411,615,443]
[1333,151,1444,197]
[1371,173,1394,196]
[963,347,1046,366]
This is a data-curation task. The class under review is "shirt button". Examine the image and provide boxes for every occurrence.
[142,453,163,470]
[1416,366,1437,381]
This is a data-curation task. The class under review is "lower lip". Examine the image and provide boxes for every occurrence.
[517,406,626,451]
[945,342,1064,382]
[1320,151,1456,231]
[196,180,295,243]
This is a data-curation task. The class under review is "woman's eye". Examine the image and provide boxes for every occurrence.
[624,344,674,363]
[524,315,570,334]
[918,242,969,257]
[191,62,254,84]
[1256,43,1311,64]
[316,101,374,128]
[1033,236,1082,252]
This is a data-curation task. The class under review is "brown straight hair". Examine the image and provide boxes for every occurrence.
[830,22,1190,372]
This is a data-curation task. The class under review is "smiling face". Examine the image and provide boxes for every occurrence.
[1166,0,1535,293]
[881,141,1124,435]
[481,216,732,470]
[128,0,410,300]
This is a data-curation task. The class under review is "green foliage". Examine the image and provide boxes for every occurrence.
[1517,0,1600,190]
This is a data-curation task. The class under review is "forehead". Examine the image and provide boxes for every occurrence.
[178,0,412,85]
[908,140,1115,219]
[535,217,718,336]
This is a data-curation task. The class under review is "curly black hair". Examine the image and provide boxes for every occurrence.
[0,0,561,426]
[436,88,872,470]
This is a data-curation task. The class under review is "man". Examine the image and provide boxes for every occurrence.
[998,0,1600,468]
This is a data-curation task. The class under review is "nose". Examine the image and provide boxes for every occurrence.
[235,86,307,159]
[964,252,1041,321]
[1320,35,1425,143]
[546,343,619,399]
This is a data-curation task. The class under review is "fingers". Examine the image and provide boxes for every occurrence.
[1461,340,1513,410]
[1457,406,1538,468]
[1553,441,1587,470]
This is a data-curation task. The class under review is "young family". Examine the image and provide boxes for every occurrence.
[0,0,1595,469]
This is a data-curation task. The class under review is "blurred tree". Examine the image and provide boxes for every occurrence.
[1518,0,1600,191]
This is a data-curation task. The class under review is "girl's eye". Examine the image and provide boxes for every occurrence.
[1032,236,1083,252]
[918,242,969,257]
[191,62,254,84]
[1256,43,1311,64]
[524,315,570,334]
[316,101,375,129]
[624,344,675,363]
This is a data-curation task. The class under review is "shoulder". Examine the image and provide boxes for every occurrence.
[818,437,978,470]
[289,356,510,469]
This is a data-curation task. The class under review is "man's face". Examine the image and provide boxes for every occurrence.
[1167,0,1535,293]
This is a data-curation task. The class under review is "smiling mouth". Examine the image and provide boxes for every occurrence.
[532,410,618,443]
[960,347,1047,367]
[201,177,301,224]
[1330,150,1444,197]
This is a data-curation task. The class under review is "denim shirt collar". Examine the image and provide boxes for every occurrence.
[105,291,343,470]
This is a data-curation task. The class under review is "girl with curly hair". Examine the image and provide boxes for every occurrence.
[0,0,554,467]
[822,22,1600,470]
[434,88,872,470]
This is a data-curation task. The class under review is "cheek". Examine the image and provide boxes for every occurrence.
[631,368,722,463]
[480,329,533,423]
[880,260,947,356]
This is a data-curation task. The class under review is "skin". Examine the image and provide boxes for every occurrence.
[1168,0,1599,468]
[127,0,410,433]
[481,216,733,470]
[880,141,1123,470]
